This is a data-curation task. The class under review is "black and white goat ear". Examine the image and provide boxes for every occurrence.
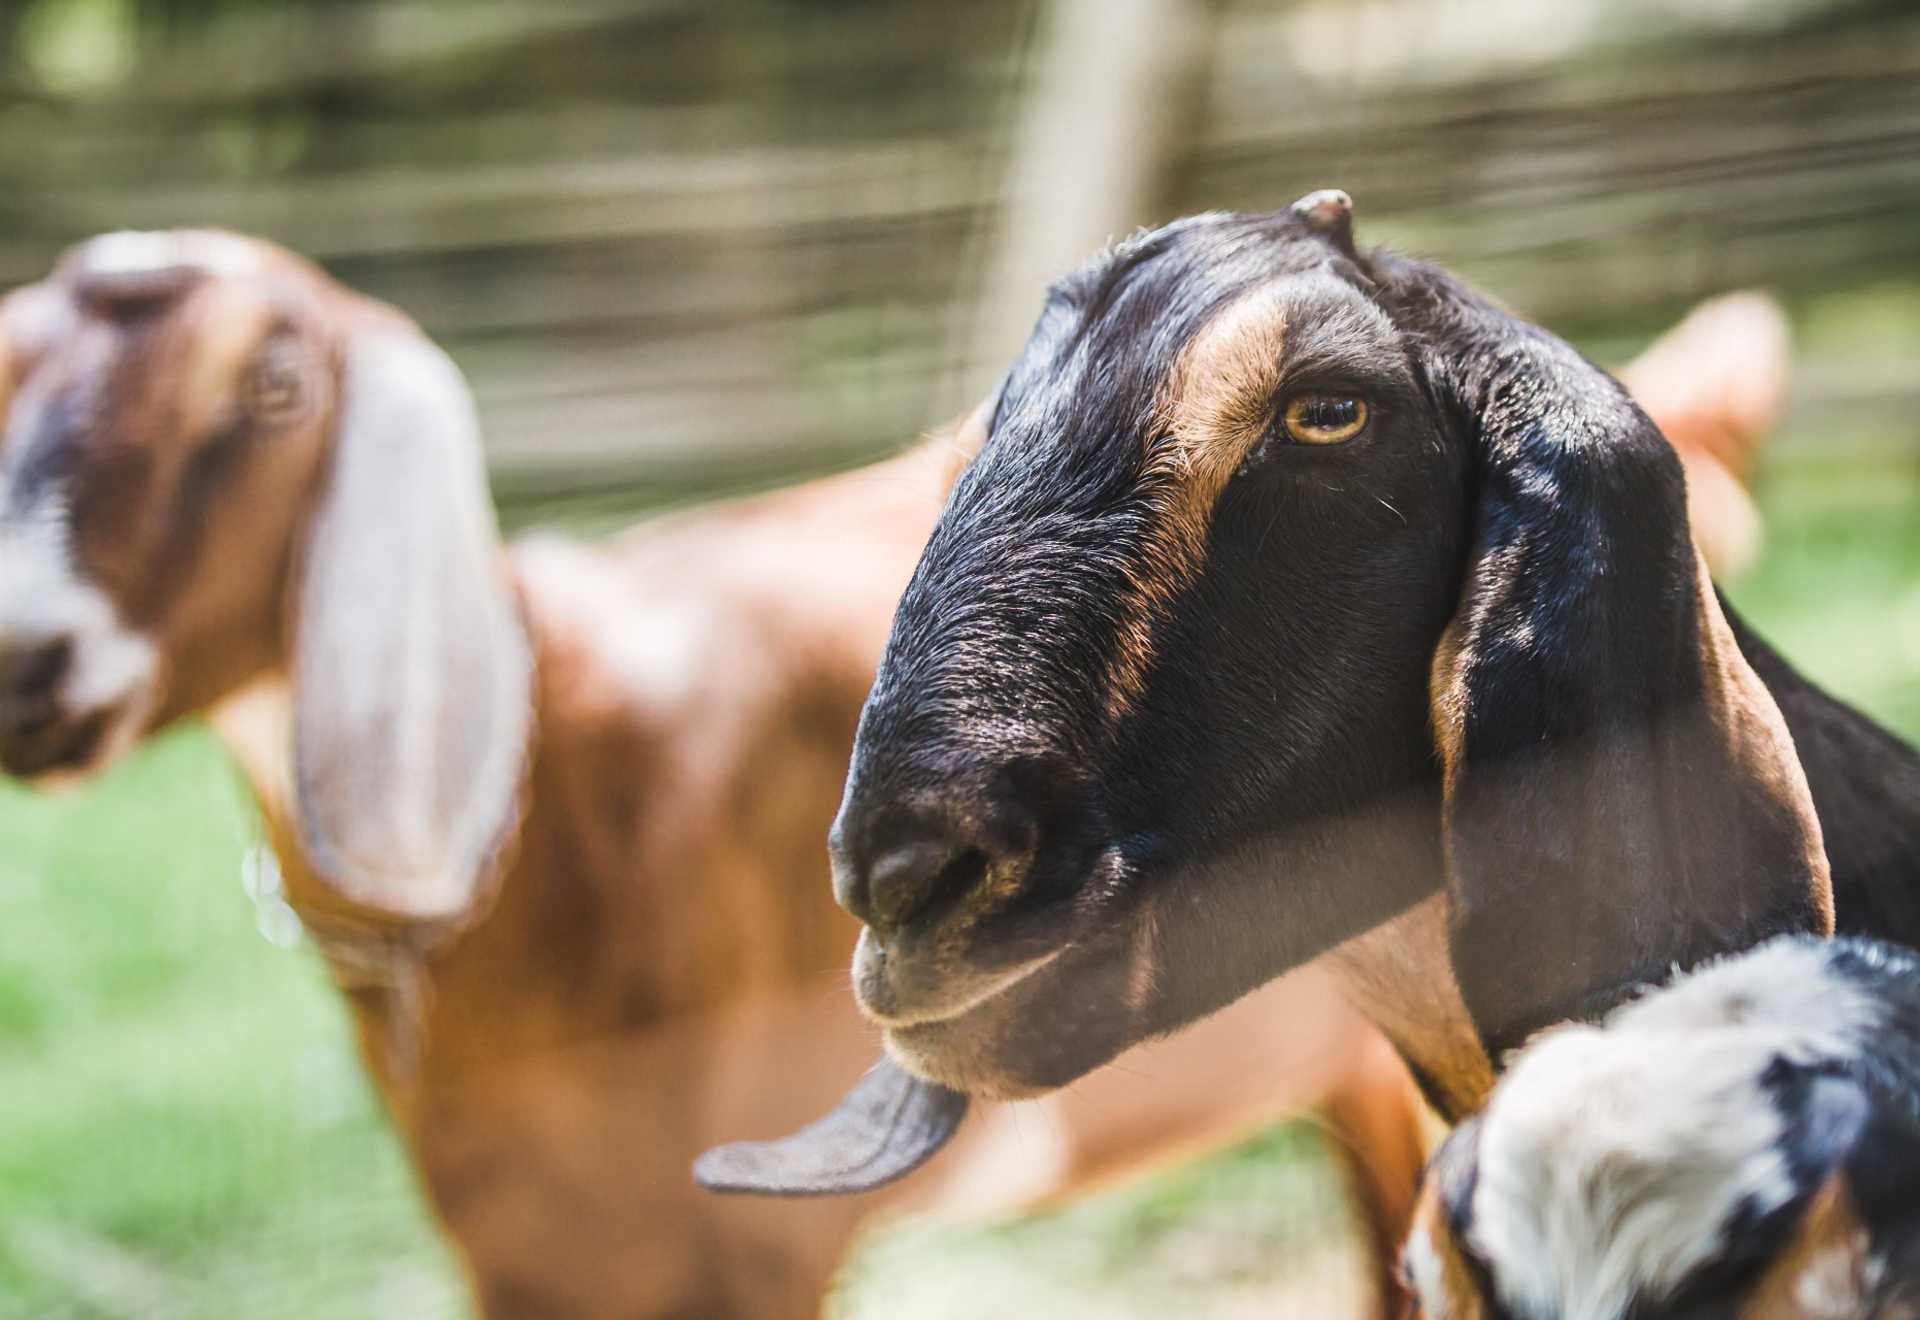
[289,327,532,924]
[1424,293,1831,1058]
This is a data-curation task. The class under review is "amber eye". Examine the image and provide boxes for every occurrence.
[1281,394,1369,445]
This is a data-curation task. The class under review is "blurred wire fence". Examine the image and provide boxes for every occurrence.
[0,0,1914,525]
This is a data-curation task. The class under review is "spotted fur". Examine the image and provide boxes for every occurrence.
[1410,935,1920,1320]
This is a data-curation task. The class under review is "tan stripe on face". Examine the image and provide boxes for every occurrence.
[1107,285,1289,718]
[172,282,274,441]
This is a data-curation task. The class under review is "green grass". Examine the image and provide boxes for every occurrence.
[1730,445,1920,737]
[0,427,1914,1318]
[831,1124,1372,1319]
[0,735,466,1319]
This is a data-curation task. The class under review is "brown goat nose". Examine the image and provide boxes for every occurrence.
[831,799,1034,942]
[0,636,72,709]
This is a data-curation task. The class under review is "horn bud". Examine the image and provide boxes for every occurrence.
[1291,188,1357,257]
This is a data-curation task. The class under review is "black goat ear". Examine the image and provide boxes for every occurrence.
[1423,289,1832,1059]
[693,1057,968,1197]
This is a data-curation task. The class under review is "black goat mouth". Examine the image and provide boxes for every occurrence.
[851,923,1068,1028]
[848,842,1131,1030]
[882,916,1144,1099]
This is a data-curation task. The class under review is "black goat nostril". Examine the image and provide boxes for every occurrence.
[836,769,1071,940]
[865,839,993,937]
[0,637,73,704]
[922,846,992,927]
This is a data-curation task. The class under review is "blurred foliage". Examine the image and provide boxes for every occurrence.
[0,733,465,1319]
[832,1122,1366,1319]
[0,0,1913,501]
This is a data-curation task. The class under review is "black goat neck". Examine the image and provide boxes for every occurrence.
[1727,600,1920,947]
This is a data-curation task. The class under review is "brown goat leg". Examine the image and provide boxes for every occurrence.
[1314,1030,1435,1319]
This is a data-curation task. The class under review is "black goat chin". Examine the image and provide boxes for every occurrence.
[692,1057,968,1197]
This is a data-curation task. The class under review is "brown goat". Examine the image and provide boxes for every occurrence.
[0,231,1779,1317]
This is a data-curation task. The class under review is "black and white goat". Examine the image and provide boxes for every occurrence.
[1405,935,1920,1320]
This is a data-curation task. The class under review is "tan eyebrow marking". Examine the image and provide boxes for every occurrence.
[1106,284,1289,718]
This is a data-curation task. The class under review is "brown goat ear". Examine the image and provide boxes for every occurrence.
[290,329,532,923]
[1426,302,1830,1060]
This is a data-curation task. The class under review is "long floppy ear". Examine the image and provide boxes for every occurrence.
[290,327,533,923]
[1422,282,1831,1060]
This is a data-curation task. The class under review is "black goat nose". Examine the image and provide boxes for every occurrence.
[832,799,1033,942]
[0,636,72,707]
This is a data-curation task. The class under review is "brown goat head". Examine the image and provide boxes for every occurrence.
[0,230,530,923]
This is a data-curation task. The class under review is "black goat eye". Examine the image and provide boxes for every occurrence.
[1281,394,1369,445]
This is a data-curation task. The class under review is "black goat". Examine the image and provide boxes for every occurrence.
[701,193,1920,1217]
[1405,934,1920,1319]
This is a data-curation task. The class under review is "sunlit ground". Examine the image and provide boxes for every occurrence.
[1,392,1915,1317]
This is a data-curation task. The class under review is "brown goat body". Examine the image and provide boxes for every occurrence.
[0,230,1782,1318]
